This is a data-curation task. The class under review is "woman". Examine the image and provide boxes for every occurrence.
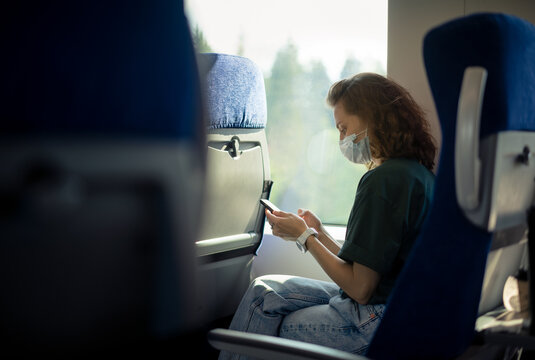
[219,73,436,358]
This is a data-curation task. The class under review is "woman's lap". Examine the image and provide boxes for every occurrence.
[254,275,341,313]
[227,275,340,335]
[279,295,385,355]
[220,274,384,359]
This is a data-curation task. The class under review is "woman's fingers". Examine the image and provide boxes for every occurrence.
[271,209,290,217]
[297,208,310,218]
[264,209,273,226]
[265,209,306,240]
[266,209,282,218]
[265,209,283,222]
[266,209,286,231]
[296,208,322,230]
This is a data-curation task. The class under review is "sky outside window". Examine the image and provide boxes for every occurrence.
[186,0,387,79]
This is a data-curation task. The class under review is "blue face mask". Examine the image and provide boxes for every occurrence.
[339,129,372,164]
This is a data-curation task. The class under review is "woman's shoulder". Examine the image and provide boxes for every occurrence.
[360,158,434,192]
[371,158,432,177]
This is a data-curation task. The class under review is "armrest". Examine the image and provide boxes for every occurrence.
[455,66,487,212]
[207,328,370,360]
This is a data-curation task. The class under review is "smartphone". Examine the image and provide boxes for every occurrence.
[260,199,280,213]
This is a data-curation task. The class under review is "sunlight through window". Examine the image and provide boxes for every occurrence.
[186,0,388,225]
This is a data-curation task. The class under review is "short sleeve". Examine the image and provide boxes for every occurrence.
[338,179,404,275]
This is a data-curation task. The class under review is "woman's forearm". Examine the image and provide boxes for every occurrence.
[316,225,341,255]
[306,234,380,305]
[265,209,379,304]
[306,235,365,303]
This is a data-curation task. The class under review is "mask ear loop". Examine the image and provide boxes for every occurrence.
[355,128,368,141]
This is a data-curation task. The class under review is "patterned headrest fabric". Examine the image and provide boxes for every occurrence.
[199,53,267,129]
[0,1,202,140]
[424,12,535,139]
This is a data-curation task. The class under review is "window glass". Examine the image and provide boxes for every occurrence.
[186,0,387,225]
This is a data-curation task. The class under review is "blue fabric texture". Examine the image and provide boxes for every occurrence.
[0,0,203,141]
[423,13,535,136]
[367,13,535,359]
[0,0,204,344]
[200,53,267,129]
[219,275,385,359]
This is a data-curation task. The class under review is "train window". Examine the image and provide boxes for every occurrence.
[186,0,387,225]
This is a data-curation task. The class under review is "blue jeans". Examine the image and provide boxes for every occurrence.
[218,275,385,359]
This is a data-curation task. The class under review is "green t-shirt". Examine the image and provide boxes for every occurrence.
[338,158,435,304]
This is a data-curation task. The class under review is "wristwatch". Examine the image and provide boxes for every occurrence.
[296,228,318,254]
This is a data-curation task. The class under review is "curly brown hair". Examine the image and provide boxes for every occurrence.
[327,73,436,171]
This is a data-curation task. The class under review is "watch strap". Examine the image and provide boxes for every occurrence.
[296,228,318,253]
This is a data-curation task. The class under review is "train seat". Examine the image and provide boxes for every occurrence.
[0,1,204,355]
[195,53,272,324]
[368,12,535,358]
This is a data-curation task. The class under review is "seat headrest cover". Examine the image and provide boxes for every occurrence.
[424,12,535,137]
[0,1,202,140]
[200,54,267,129]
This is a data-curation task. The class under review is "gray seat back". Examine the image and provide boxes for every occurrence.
[195,54,271,322]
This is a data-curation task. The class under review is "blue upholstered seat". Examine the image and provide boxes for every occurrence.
[367,13,535,359]
[0,0,202,141]
[424,13,535,136]
[200,53,267,130]
[0,1,204,354]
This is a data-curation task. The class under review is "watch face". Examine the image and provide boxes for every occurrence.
[296,241,306,253]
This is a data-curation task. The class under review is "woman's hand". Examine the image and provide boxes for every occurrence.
[297,208,323,232]
[265,209,308,241]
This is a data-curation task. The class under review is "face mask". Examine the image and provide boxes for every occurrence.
[339,129,372,164]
